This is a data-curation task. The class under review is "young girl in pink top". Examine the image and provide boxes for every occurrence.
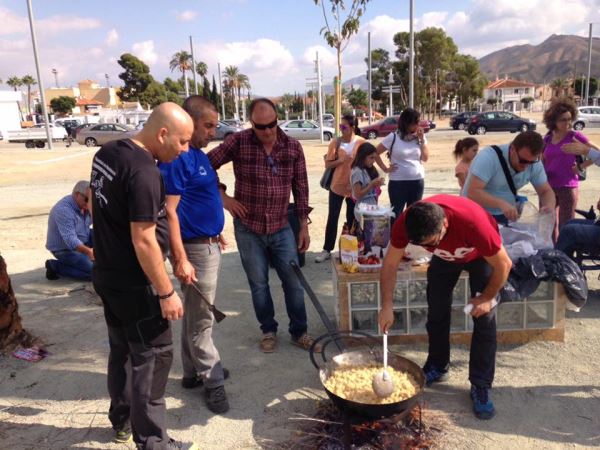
[453,137,479,190]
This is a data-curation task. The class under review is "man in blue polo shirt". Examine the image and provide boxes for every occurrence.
[159,96,229,414]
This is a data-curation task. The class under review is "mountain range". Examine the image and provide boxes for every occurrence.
[332,34,600,92]
[478,34,600,83]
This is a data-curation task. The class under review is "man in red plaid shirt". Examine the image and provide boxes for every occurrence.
[208,98,316,353]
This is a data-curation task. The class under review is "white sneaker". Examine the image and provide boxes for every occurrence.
[315,251,331,263]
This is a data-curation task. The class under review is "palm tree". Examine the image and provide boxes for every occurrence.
[195,62,208,83]
[21,75,37,115]
[236,73,251,103]
[223,66,241,118]
[551,78,568,98]
[6,76,22,92]
[169,51,192,97]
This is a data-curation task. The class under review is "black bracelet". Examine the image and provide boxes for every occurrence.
[158,289,175,300]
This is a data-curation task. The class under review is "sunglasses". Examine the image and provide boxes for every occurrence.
[516,152,539,165]
[340,124,349,131]
[253,119,278,130]
[266,154,278,175]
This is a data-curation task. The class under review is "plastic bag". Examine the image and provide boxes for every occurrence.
[501,202,554,250]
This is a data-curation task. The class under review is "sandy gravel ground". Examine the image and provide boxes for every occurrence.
[1,116,600,449]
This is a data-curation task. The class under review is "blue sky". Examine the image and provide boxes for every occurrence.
[0,0,598,95]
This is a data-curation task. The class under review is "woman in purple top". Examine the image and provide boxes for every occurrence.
[542,98,590,241]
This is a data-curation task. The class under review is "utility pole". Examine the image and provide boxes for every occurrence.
[409,0,415,108]
[190,35,198,95]
[217,62,225,119]
[368,31,372,125]
[27,0,52,149]
[586,23,593,105]
[317,52,324,143]
[388,68,394,116]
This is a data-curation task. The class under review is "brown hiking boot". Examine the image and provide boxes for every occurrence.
[260,332,277,353]
[291,333,321,352]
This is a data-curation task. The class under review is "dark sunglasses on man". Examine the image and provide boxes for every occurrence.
[252,119,278,130]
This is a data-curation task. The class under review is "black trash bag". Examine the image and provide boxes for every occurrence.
[500,248,588,309]
[538,248,588,309]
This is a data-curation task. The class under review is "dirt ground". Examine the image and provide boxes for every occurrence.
[1,116,600,449]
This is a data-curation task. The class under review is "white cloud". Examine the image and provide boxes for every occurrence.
[37,14,102,34]
[132,40,158,66]
[175,10,198,21]
[447,0,594,57]
[0,6,101,37]
[0,7,28,35]
[105,29,118,46]
[189,38,296,93]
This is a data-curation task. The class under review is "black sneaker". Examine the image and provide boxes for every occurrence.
[45,260,59,280]
[423,366,449,386]
[181,367,230,389]
[470,385,496,420]
[165,439,200,450]
[204,385,230,414]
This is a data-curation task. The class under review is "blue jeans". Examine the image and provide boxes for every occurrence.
[388,179,424,222]
[556,219,600,260]
[233,218,307,338]
[49,249,93,281]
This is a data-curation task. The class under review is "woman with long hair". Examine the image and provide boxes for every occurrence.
[376,108,428,220]
[315,114,365,263]
[542,97,591,241]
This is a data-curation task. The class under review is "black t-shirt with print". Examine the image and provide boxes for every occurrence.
[90,139,169,287]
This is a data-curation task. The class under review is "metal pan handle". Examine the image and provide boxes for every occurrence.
[309,330,380,371]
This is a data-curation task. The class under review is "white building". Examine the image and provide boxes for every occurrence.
[0,91,23,138]
[483,77,537,112]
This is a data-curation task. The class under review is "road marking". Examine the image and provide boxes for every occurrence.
[18,149,96,165]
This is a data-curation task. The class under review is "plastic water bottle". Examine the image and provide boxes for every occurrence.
[464,293,498,315]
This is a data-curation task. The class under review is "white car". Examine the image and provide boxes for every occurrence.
[574,106,600,130]
[279,120,334,141]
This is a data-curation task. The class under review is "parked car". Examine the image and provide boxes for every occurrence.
[279,119,334,141]
[450,111,478,130]
[215,121,243,140]
[54,119,81,129]
[221,119,244,128]
[321,113,335,127]
[573,106,600,130]
[360,116,435,140]
[73,123,94,138]
[467,111,536,135]
[76,123,136,147]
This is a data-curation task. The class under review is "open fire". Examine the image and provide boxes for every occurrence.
[281,400,441,450]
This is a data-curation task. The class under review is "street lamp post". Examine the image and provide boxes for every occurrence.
[408,0,415,108]
[105,73,110,88]
[27,0,52,149]
[51,68,58,88]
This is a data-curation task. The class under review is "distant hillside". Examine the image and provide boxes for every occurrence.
[479,34,600,83]
[323,74,368,94]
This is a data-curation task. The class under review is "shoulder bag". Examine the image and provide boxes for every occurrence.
[320,138,342,190]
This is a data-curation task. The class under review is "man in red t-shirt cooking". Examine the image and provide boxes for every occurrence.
[379,194,512,420]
